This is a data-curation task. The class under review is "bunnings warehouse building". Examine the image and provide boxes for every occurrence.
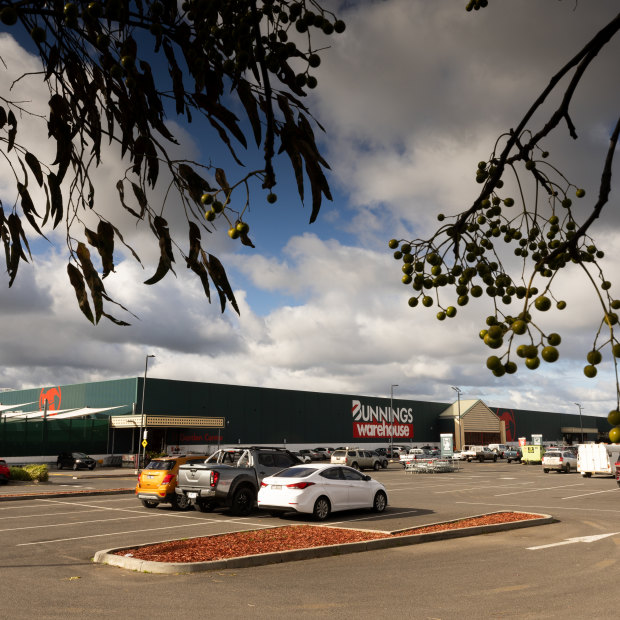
[0,378,610,462]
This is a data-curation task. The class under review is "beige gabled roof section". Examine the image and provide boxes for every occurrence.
[439,399,501,431]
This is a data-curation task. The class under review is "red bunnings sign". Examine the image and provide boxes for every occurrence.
[351,399,414,439]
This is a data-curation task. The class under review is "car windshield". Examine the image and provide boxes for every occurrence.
[72,452,89,458]
[145,460,176,470]
[545,452,560,458]
[272,467,315,478]
[331,450,345,457]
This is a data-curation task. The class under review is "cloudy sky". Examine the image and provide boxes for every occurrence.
[1,1,619,419]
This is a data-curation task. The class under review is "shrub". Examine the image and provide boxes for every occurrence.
[9,464,49,482]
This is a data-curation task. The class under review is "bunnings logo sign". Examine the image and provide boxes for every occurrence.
[39,386,62,413]
[351,400,414,439]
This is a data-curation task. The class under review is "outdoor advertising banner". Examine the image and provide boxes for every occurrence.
[351,399,414,439]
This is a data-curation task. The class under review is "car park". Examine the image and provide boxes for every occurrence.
[542,449,578,473]
[0,459,9,484]
[136,454,208,509]
[257,463,388,520]
[330,448,383,470]
[56,451,97,470]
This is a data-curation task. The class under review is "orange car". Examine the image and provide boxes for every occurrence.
[136,454,207,510]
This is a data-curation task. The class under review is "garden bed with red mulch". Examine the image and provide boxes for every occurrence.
[114,511,542,563]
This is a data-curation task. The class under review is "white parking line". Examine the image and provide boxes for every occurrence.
[16,520,278,546]
[561,488,619,500]
[327,508,424,526]
[0,515,155,532]
[493,482,584,496]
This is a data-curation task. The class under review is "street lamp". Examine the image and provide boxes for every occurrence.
[390,384,398,455]
[574,402,584,444]
[452,386,462,450]
[139,354,155,468]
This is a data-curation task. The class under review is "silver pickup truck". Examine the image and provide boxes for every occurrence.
[175,446,301,515]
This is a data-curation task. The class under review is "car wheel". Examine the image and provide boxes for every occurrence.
[231,486,256,516]
[171,493,192,511]
[565,464,571,473]
[89,465,95,470]
[141,499,159,509]
[478,457,484,463]
[372,491,387,513]
[543,468,549,473]
[373,461,380,470]
[582,472,592,477]
[351,462,359,470]
[313,496,331,521]
[493,455,497,462]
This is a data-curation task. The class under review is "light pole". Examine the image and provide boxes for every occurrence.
[574,402,584,444]
[139,354,155,469]
[390,384,398,455]
[452,386,462,450]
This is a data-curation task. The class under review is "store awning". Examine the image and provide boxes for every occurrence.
[3,405,125,421]
[560,427,599,434]
[109,415,225,428]
[0,401,37,412]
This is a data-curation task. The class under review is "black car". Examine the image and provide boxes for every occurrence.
[57,452,96,470]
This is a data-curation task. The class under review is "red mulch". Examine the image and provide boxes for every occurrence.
[114,512,541,563]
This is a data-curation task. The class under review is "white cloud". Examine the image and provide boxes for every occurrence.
[1,4,619,423]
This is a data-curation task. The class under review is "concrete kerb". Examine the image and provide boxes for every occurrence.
[93,511,555,574]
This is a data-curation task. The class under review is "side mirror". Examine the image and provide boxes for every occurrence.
[364,475,371,481]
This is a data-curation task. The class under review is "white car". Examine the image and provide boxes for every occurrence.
[542,449,578,473]
[257,463,388,521]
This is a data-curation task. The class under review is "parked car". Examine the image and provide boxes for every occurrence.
[542,450,578,473]
[504,448,522,463]
[488,444,509,458]
[56,451,96,470]
[313,448,334,459]
[136,454,208,510]
[298,449,323,461]
[461,445,498,462]
[176,447,302,515]
[258,463,388,520]
[0,459,10,485]
[330,448,383,471]
[452,450,466,461]
[293,451,313,464]
[375,447,402,459]
[400,448,434,467]
[370,450,389,469]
